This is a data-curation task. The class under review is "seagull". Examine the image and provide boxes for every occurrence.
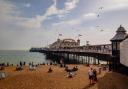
[100,29,104,32]
[97,14,100,17]
[99,7,104,10]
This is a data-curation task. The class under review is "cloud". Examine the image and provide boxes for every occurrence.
[0,0,30,27]
[52,12,97,26]
[0,0,20,21]
[53,0,128,27]
[105,4,128,12]
[98,0,128,13]
[23,3,31,8]
[1,0,128,50]
[83,13,97,20]
[65,0,79,11]
[22,0,80,29]
[0,0,81,49]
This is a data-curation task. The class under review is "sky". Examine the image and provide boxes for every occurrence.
[1,0,128,50]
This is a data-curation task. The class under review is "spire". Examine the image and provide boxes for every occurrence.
[77,39,80,46]
[111,25,127,41]
[116,25,126,33]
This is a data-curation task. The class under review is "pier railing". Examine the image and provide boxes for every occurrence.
[47,44,112,55]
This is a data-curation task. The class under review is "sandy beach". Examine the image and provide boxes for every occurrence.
[0,64,104,89]
[0,64,128,89]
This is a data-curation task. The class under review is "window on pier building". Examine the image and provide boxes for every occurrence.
[112,42,117,50]
[117,42,120,50]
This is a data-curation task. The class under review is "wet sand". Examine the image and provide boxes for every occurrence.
[0,65,106,89]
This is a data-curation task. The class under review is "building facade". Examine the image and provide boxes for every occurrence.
[49,38,80,49]
[120,38,128,67]
[110,25,128,70]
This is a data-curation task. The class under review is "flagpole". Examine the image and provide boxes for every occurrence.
[58,34,62,39]
[78,34,82,39]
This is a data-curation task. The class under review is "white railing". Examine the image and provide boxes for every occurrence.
[48,45,112,54]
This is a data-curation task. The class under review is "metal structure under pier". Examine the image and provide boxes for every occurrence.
[40,44,112,67]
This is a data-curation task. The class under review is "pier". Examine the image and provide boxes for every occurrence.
[41,44,111,65]
[30,25,128,73]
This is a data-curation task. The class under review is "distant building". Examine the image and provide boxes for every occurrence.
[49,38,80,49]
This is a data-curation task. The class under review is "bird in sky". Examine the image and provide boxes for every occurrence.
[97,7,104,18]
[99,7,104,10]
[96,26,100,27]
[100,29,104,32]
[97,14,100,17]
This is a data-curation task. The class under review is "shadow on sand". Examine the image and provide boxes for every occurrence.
[82,83,95,89]
[97,72,128,89]
[82,72,128,89]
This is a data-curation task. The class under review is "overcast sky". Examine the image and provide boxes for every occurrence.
[0,0,128,50]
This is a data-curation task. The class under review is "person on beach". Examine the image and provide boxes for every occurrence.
[23,62,26,66]
[7,62,9,67]
[88,68,93,85]
[73,66,78,71]
[20,61,22,67]
[67,71,74,78]
[93,69,97,83]
[48,67,53,73]
[97,66,102,74]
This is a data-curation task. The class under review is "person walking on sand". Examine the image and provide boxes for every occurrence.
[88,68,93,85]
[93,69,97,83]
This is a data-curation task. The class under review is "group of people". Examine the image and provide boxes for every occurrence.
[0,62,13,70]
[16,61,26,71]
[65,66,78,78]
[88,67,97,85]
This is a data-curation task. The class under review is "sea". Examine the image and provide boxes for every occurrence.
[0,50,50,65]
[0,50,107,65]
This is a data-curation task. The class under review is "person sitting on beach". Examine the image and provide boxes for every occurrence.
[0,72,6,80]
[16,65,20,70]
[67,70,76,78]
[23,62,26,66]
[88,68,94,85]
[50,62,52,65]
[67,72,73,78]
[48,67,53,73]
[93,69,97,83]
[63,64,66,67]
[0,63,5,70]
[97,66,102,74]
[29,63,36,70]
[54,61,57,65]
[72,66,78,71]
[65,66,70,72]
[11,64,13,66]
[7,62,9,67]
[60,64,63,67]
[0,66,5,70]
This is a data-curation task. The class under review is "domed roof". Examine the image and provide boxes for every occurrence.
[116,25,126,33]
[111,25,128,41]
[63,39,76,42]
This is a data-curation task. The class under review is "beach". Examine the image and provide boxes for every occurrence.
[0,64,128,89]
[0,64,106,89]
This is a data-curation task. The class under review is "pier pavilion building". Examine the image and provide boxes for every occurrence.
[49,38,80,49]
